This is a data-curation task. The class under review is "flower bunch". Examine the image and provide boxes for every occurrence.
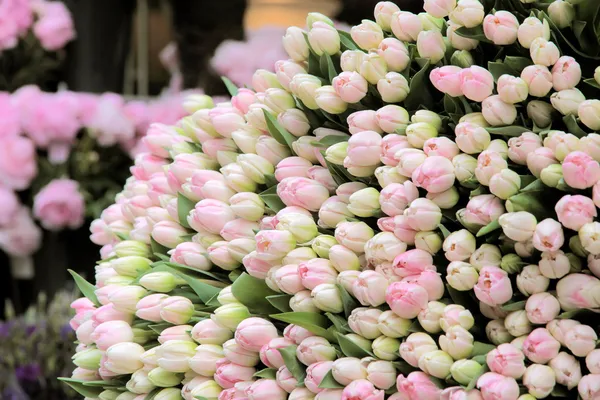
[0,0,76,91]
[0,86,192,261]
[67,1,600,400]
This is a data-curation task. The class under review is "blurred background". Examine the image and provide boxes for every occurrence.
[0,0,422,398]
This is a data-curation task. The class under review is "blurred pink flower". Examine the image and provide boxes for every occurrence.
[0,207,42,257]
[0,134,37,190]
[0,92,21,137]
[32,0,75,51]
[33,178,85,231]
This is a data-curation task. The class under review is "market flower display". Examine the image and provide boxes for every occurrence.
[64,2,600,400]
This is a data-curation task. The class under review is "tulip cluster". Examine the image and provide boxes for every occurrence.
[67,1,600,400]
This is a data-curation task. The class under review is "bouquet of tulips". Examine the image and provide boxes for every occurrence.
[64,1,600,399]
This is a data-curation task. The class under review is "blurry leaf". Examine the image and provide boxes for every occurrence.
[229,270,242,282]
[446,284,472,309]
[155,253,171,262]
[68,270,99,306]
[319,370,344,389]
[81,380,121,387]
[338,30,360,50]
[392,360,415,375]
[472,355,487,364]
[444,94,462,115]
[254,368,278,379]
[278,346,306,383]
[501,300,526,312]
[465,364,488,391]
[266,294,293,312]
[487,62,517,82]
[520,179,544,193]
[233,273,279,314]
[259,185,287,213]
[408,320,425,333]
[476,220,500,237]
[162,261,229,283]
[115,232,128,241]
[439,225,451,239]
[315,134,350,148]
[325,53,338,82]
[503,56,532,73]
[471,341,496,357]
[264,173,279,188]
[337,283,359,318]
[550,386,570,397]
[271,312,336,342]
[563,114,588,138]
[485,126,530,136]
[58,379,104,398]
[557,309,582,319]
[221,76,239,96]
[178,274,222,304]
[326,312,351,333]
[177,193,195,229]
[151,238,170,259]
[264,109,297,151]
[336,332,374,358]
[404,59,433,111]
[455,25,489,42]
[584,78,600,89]
[149,323,174,334]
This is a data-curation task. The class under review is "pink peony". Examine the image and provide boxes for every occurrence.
[0,134,37,190]
[32,1,75,51]
[33,179,85,231]
[0,207,42,257]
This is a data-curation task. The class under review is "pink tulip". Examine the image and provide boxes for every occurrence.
[411,156,455,194]
[305,361,334,394]
[188,199,235,235]
[379,181,419,217]
[532,218,564,252]
[158,324,194,343]
[246,379,288,400]
[483,11,518,45]
[379,134,409,166]
[347,110,381,135]
[259,337,295,369]
[284,324,314,345]
[396,372,441,400]
[507,132,542,165]
[0,135,37,191]
[275,157,313,181]
[563,323,597,357]
[242,250,273,279]
[430,66,463,97]
[377,38,410,72]
[392,249,434,278]
[214,359,256,389]
[307,166,337,193]
[476,372,519,400]
[333,71,369,104]
[404,198,443,232]
[379,215,418,245]
[135,293,168,322]
[562,151,600,189]
[386,281,428,319]
[231,88,257,115]
[555,194,597,231]
[557,273,600,311]
[463,194,505,228]
[423,137,460,160]
[345,130,383,167]
[92,304,133,325]
[352,270,389,307]
[547,319,584,346]
[486,343,526,379]
[91,320,134,351]
[341,379,384,400]
[276,365,298,393]
[296,336,337,366]
[299,258,338,290]
[523,328,561,364]
[31,179,84,231]
[552,56,582,91]
[474,266,512,307]
[526,293,560,324]
[235,317,279,352]
[403,270,445,301]
[579,374,600,400]
[460,66,494,102]
[587,350,600,374]
[277,177,330,212]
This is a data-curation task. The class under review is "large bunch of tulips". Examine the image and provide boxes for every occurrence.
[64,1,600,399]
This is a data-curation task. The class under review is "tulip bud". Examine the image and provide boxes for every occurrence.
[377,72,410,103]
[416,30,446,64]
[331,357,368,386]
[526,101,554,129]
[104,342,145,374]
[366,360,395,390]
[548,0,575,28]
[550,351,582,390]
[446,261,479,291]
[483,11,518,45]
[372,336,400,361]
[377,38,410,73]
[296,336,337,366]
[351,20,384,50]
[282,26,310,62]
[418,350,454,379]
[518,17,550,49]
[486,319,514,345]
[310,283,343,313]
[307,22,340,56]
[523,364,556,399]
[390,11,422,42]
[73,347,103,370]
[110,286,148,314]
[565,324,598,357]
[359,52,388,85]
[450,0,485,28]
[417,301,445,334]
[504,310,532,337]
[160,296,194,325]
[188,379,222,399]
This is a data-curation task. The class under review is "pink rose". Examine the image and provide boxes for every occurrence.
[0,135,37,190]
[474,266,513,307]
[555,194,597,231]
[33,179,85,231]
[33,1,75,51]
[430,66,463,97]
[0,208,42,257]
[562,151,600,189]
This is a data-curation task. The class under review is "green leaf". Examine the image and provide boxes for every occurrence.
[259,185,286,213]
[338,30,359,50]
[408,320,424,333]
[337,283,359,318]
[115,232,128,241]
[151,237,170,259]
[455,25,489,42]
[336,332,374,358]
[439,224,451,239]
[503,56,532,74]
[270,312,336,342]
[318,370,344,389]
[444,94,463,115]
[563,114,588,138]
[404,60,432,111]
[263,109,297,151]
[221,76,239,96]
[501,300,526,312]
[465,364,488,391]
[81,380,121,387]
[229,270,242,282]
[278,345,306,383]
[179,274,223,304]
[487,62,517,82]
[520,179,544,193]
[254,368,278,379]
[549,386,570,397]
[162,261,229,283]
[325,53,338,82]
[472,355,487,364]
[266,294,293,312]
[264,173,279,188]
[392,360,415,375]
[155,253,171,262]
[315,134,350,148]
[584,78,600,89]
[471,341,497,357]
[149,323,174,334]
[446,284,472,309]
[326,312,351,333]
[68,270,100,306]
[476,220,500,237]
[233,272,279,314]
[58,378,104,398]
[557,309,582,319]
[177,193,195,229]
[485,125,530,137]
